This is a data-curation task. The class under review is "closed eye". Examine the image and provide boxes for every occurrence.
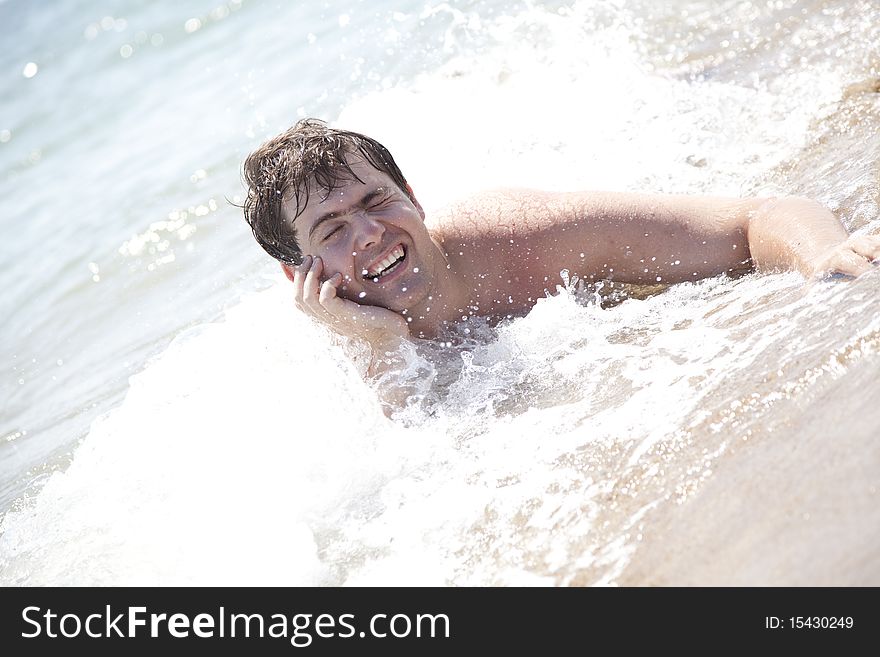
[321,225,343,241]
[368,194,394,210]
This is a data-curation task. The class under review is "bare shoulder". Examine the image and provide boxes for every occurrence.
[422,188,766,287]
[426,188,567,243]
[427,188,763,239]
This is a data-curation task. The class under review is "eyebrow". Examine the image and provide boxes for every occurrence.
[308,186,391,240]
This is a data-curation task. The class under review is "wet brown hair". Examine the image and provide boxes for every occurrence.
[241,118,413,265]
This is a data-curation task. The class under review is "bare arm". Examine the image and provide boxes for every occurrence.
[439,191,878,288]
[746,196,879,277]
[286,256,413,413]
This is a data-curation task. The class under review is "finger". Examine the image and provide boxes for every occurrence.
[292,255,312,309]
[318,272,343,305]
[319,274,360,324]
[319,274,369,323]
[829,250,873,278]
[304,269,338,326]
[296,257,336,323]
[847,235,880,263]
[302,256,324,306]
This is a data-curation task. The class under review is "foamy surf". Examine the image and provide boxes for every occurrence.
[4,265,878,585]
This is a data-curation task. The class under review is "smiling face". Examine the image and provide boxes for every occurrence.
[283,157,443,313]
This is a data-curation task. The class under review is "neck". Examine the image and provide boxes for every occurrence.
[404,241,470,339]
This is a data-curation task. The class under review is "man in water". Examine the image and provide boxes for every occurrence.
[242,118,879,378]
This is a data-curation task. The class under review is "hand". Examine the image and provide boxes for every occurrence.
[809,234,880,279]
[291,255,410,342]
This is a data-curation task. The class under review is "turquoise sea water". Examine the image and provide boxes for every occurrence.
[1,0,879,585]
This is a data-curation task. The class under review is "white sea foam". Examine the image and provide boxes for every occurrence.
[0,268,814,585]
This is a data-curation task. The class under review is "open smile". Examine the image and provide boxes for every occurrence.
[363,244,407,282]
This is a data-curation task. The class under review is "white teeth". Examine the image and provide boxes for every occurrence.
[365,245,405,278]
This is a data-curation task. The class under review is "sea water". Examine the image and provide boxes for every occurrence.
[1,0,879,585]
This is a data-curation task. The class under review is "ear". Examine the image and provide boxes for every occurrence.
[406,184,426,220]
[281,263,296,282]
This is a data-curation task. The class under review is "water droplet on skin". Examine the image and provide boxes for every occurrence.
[401,287,407,292]
[412,267,419,273]
[358,292,366,298]
[361,269,369,276]
[352,251,357,256]
[372,277,379,282]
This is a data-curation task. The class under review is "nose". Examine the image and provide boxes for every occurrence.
[352,211,385,250]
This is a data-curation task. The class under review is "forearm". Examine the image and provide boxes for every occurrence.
[364,332,411,379]
[289,254,419,415]
[745,197,849,276]
[362,332,420,417]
